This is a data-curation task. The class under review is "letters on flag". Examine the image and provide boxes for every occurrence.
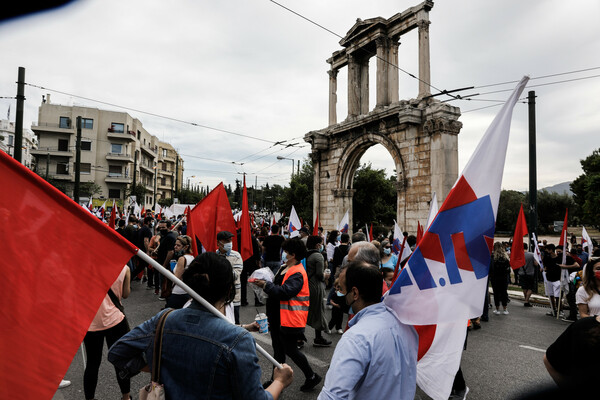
[0,149,138,399]
[384,76,529,400]
[288,205,302,238]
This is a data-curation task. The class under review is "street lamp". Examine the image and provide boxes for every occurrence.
[277,156,295,180]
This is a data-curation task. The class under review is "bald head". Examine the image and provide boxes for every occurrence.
[347,241,380,267]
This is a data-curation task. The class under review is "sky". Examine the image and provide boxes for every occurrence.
[1,0,599,193]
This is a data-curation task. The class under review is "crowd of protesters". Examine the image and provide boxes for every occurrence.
[63,207,599,400]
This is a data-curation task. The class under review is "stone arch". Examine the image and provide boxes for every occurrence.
[336,133,405,191]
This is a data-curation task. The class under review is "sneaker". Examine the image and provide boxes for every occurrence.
[313,337,332,347]
[449,386,469,400]
[158,297,166,301]
[58,379,71,389]
[503,310,509,315]
[336,329,344,334]
[300,373,322,392]
[146,286,154,290]
[524,302,533,307]
[546,311,556,317]
[561,317,576,323]
[297,340,304,350]
[324,328,332,335]
[493,310,500,315]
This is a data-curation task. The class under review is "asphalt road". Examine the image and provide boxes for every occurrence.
[53,281,570,400]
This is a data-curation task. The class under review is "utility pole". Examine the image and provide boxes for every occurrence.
[74,116,82,203]
[14,67,25,163]
[297,160,300,176]
[132,150,138,188]
[45,152,50,179]
[528,91,538,246]
[174,155,179,199]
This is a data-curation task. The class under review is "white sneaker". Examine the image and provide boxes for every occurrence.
[336,329,344,334]
[492,310,500,315]
[503,310,509,315]
[59,379,71,389]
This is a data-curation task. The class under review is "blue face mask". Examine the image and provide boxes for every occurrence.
[281,252,288,263]
[284,234,289,239]
[383,248,391,255]
[224,242,233,255]
[336,291,344,297]
[337,235,341,241]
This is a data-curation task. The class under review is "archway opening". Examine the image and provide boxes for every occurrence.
[351,143,398,239]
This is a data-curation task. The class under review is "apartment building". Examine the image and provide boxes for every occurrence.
[30,95,183,206]
[0,118,37,168]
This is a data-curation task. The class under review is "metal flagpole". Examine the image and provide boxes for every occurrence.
[136,249,282,369]
[80,343,87,369]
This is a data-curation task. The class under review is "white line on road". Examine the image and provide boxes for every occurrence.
[251,332,330,369]
[519,345,546,353]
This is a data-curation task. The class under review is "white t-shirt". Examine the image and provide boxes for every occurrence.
[575,286,600,316]
[172,254,195,295]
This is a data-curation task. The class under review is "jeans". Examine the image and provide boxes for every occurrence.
[83,319,130,399]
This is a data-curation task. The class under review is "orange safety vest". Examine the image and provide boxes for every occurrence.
[279,264,310,328]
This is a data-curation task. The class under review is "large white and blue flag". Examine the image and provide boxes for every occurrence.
[384,76,529,400]
[337,210,349,234]
[288,205,302,238]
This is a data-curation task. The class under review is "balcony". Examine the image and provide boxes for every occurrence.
[106,129,136,141]
[106,152,134,162]
[31,122,75,135]
[51,173,73,181]
[31,148,74,158]
[105,174,132,184]
[158,169,173,176]
[158,182,172,190]
[140,163,154,173]
[144,183,155,192]
[141,143,157,155]
[161,153,176,162]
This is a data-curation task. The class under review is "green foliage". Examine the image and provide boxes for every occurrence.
[352,163,396,231]
[80,182,102,198]
[571,149,600,228]
[496,190,526,232]
[158,197,173,207]
[126,184,146,203]
[177,188,204,205]
[277,158,314,223]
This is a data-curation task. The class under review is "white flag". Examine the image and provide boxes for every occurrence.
[337,210,349,234]
[288,206,301,238]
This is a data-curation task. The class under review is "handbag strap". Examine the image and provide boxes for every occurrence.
[152,309,174,383]
[107,288,124,313]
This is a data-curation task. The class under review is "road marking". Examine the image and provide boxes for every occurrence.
[251,332,330,369]
[519,345,545,353]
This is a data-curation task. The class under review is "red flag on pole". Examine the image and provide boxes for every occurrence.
[416,221,424,245]
[510,204,529,270]
[312,212,320,236]
[558,209,569,248]
[141,206,145,218]
[239,176,253,261]
[188,183,237,252]
[272,215,276,227]
[109,200,116,229]
[185,206,199,256]
[369,223,373,243]
[0,150,137,399]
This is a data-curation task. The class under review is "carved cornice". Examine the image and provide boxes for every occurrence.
[417,20,430,32]
[423,118,463,136]
[327,69,338,79]
[333,188,356,198]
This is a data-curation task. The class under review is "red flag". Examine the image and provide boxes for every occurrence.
[369,223,373,243]
[272,215,276,227]
[312,212,320,236]
[509,204,529,269]
[416,221,424,244]
[239,177,253,261]
[141,206,145,218]
[189,183,237,252]
[185,206,199,256]
[0,150,137,399]
[109,200,116,229]
[558,209,569,248]
[300,217,304,229]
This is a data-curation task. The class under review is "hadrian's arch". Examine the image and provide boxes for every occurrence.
[304,1,463,233]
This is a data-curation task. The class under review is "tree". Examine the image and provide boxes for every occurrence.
[126,183,146,204]
[496,190,526,233]
[352,163,396,231]
[177,188,204,205]
[571,148,600,228]
[80,182,102,199]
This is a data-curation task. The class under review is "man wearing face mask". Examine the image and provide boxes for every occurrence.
[318,261,418,400]
[156,220,177,301]
[216,231,243,325]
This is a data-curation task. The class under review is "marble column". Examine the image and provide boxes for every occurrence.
[328,68,338,126]
[376,36,389,108]
[418,20,431,98]
[347,54,360,118]
[360,58,369,115]
[388,38,400,103]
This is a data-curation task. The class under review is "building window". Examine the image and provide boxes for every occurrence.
[161,177,166,185]
[137,130,141,140]
[108,165,122,176]
[80,163,91,174]
[8,135,14,146]
[82,118,93,129]
[81,141,92,151]
[108,189,120,199]
[56,162,69,175]
[58,139,69,151]
[59,117,71,128]
[109,123,124,133]
[111,143,122,154]
[162,149,168,157]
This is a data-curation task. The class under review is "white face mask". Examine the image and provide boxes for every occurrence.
[383,248,391,255]
[281,252,288,263]
[224,242,233,254]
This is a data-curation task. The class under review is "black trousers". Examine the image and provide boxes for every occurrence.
[83,318,130,399]
[270,325,314,379]
[491,278,508,308]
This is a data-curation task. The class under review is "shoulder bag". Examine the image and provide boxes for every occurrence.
[139,309,174,400]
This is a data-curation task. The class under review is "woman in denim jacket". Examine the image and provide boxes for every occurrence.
[108,252,293,399]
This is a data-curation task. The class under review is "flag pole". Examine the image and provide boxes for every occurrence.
[136,249,282,369]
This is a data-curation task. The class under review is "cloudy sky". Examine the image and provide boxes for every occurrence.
[1,0,599,193]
